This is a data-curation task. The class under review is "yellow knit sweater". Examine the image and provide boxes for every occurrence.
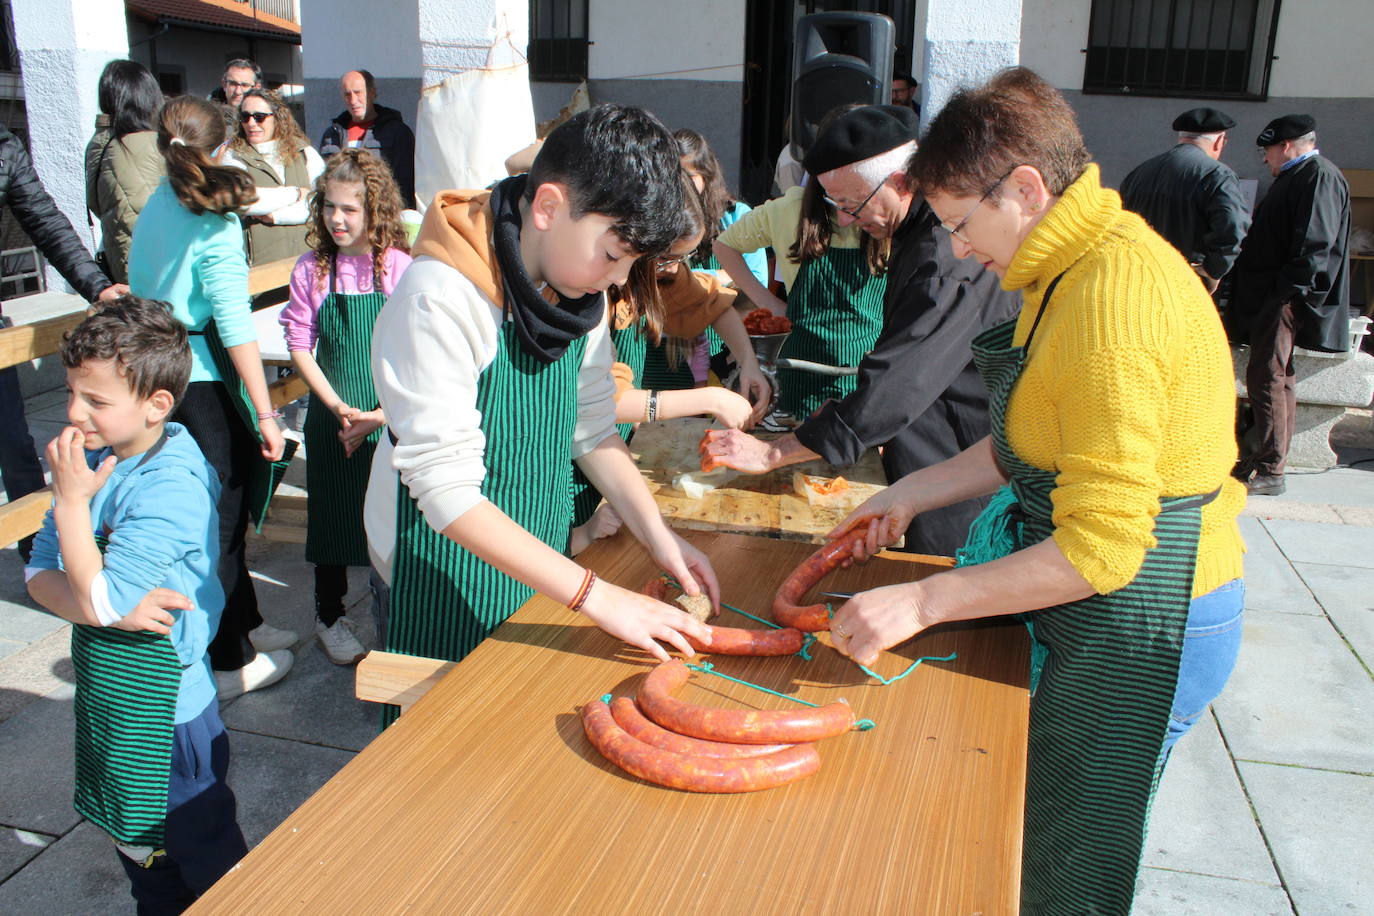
[1002,165,1245,598]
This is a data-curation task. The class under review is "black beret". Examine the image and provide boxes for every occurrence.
[1172,107,1235,133]
[802,104,919,176]
[1257,114,1317,147]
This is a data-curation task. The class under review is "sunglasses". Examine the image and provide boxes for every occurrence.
[239,110,273,124]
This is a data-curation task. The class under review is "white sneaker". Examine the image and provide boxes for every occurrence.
[248,622,298,652]
[316,618,367,666]
[216,649,294,701]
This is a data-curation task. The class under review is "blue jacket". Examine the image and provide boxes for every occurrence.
[29,423,224,722]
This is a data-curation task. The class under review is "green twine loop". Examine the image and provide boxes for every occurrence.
[684,661,873,731]
[797,633,818,661]
[600,693,612,703]
[856,651,958,686]
[664,578,817,660]
[854,718,876,730]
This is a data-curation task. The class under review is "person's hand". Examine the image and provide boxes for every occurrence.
[828,482,919,561]
[111,587,193,636]
[647,529,720,615]
[578,577,712,662]
[1193,266,1220,295]
[258,416,285,461]
[339,408,385,457]
[733,362,772,425]
[258,212,277,226]
[46,428,116,507]
[699,428,777,474]
[829,580,933,667]
[706,388,755,430]
[96,284,130,304]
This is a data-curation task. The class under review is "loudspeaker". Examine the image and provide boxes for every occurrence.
[790,12,896,162]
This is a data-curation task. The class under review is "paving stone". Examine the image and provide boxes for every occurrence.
[1262,519,1374,570]
[0,605,66,646]
[1145,713,1277,883]
[225,729,355,848]
[0,683,79,837]
[0,826,54,883]
[1213,612,1374,772]
[1277,466,1374,509]
[0,640,23,662]
[1240,498,1344,525]
[0,821,132,915]
[1334,504,1374,526]
[1239,762,1374,915]
[1132,867,1292,915]
[1295,561,1374,672]
[0,627,74,724]
[1237,517,1320,615]
[220,610,378,753]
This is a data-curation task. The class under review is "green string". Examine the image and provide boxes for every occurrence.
[685,661,875,731]
[664,578,819,660]
[856,652,958,686]
[600,693,612,703]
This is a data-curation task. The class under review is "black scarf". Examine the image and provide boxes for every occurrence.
[489,175,605,364]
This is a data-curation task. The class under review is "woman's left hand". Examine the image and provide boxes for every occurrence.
[829,581,933,667]
[649,530,721,616]
[339,408,385,457]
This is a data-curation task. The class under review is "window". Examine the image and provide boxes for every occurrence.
[529,0,588,83]
[1083,0,1283,99]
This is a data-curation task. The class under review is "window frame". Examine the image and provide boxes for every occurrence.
[528,0,589,83]
[1081,0,1285,101]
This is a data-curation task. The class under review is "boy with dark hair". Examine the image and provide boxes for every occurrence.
[26,297,247,913]
[364,104,717,725]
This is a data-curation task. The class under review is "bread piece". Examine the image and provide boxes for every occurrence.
[675,594,712,623]
[791,471,852,508]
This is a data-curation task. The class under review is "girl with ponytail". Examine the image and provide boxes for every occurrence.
[127,94,297,698]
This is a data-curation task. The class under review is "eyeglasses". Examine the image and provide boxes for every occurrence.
[239,110,273,124]
[823,181,884,220]
[654,254,689,271]
[222,79,256,91]
[941,166,1018,243]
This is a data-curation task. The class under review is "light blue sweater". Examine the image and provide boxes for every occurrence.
[127,181,256,383]
[29,424,224,723]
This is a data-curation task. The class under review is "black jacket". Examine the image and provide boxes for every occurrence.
[793,198,1021,555]
[319,103,416,208]
[0,125,110,310]
[1228,154,1350,352]
[1120,143,1250,281]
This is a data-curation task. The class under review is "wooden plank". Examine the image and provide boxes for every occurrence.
[269,373,309,408]
[0,488,53,548]
[190,530,1028,916]
[252,523,306,544]
[631,416,891,543]
[0,310,87,371]
[355,651,458,711]
[247,256,298,297]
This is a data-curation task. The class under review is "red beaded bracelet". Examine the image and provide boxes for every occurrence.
[568,569,597,613]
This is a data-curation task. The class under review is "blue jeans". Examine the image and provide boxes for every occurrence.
[1163,578,1245,757]
[117,700,248,915]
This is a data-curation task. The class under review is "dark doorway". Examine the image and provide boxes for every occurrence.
[738,0,915,205]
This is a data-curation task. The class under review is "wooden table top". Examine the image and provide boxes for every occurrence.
[190,531,1028,916]
[631,417,891,544]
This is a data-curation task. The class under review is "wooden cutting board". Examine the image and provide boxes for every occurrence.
[630,417,890,543]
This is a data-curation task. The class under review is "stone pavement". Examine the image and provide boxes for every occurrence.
[0,382,1371,914]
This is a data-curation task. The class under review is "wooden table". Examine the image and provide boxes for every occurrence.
[631,417,891,543]
[190,531,1028,915]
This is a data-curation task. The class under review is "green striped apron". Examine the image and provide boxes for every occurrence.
[72,433,182,848]
[963,273,1213,914]
[384,323,584,727]
[304,265,386,566]
[777,247,885,418]
[197,322,298,529]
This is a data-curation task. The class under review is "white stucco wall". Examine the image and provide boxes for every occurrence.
[588,0,744,81]
[1021,0,1374,97]
[301,0,421,82]
[418,0,527,86]
[11,0,128,292]
[922,0,1022,118]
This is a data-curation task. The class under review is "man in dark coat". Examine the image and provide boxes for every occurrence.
[0,126,121,556]
[701,105,1020,555]
[1227,114,1351,495]
[1120,107,1250,293]
[319,69,416,208]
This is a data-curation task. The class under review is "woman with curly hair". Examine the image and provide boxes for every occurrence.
[223,88,325,264]
[279,149,411,663]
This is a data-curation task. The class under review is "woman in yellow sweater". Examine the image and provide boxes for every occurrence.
[829,68,1245,915]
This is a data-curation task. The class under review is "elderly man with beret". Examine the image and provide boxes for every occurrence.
[1228,114,1352,495]
[1120,107,1250,294]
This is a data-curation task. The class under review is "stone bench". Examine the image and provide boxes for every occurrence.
[1233,345,1374,468]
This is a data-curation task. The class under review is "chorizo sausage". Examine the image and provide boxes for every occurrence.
[641,575,805,656]
[771,522,874,632]
[582,697,820,793]
[637,659,855,744]
[609,697,792,758]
